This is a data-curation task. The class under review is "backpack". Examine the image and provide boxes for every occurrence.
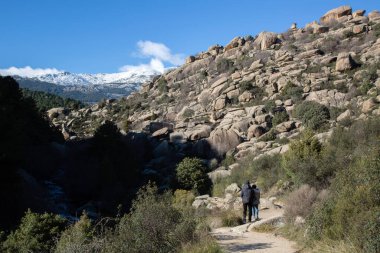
[241,184,252,204]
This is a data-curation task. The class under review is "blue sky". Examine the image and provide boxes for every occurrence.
[0,0,378,75]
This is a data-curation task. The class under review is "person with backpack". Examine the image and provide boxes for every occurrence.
[252,184,260,221]
[241,180,253,223]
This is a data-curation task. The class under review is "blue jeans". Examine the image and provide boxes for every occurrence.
[252,204,259,219]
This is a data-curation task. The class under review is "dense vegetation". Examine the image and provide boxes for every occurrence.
[213,119,380,252]
[0,184,222,253]
[21,89,83,112]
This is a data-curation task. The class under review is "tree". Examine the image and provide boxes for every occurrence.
[2,210,66,253]
[176,157,211,194]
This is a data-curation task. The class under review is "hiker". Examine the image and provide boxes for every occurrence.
[241,180,253,223]
[252,184,260,221]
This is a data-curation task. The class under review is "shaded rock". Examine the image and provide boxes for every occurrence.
[152,127,169,138]
[337,109,353,122]
[186,125,212,140]
[238,91,254,102]
[169,132,187,144]
[186,55,196,64]
[153,140,171,157]
[208,168,231,183]
[353,24,367,34]
[275,121,296,133]
[247,125,266,139]
[47,107,67,119]
[313,25,329,34]
[353,9,365,18]
[208,128,242,157]
[225,36,245,51]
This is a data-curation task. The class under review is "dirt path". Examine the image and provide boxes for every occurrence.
[211,208,299,253]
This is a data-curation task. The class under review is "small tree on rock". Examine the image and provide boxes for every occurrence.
[176,157,211,195]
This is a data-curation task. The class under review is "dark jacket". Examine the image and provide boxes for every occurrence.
[241,183,253,204]
[252,188,261,205]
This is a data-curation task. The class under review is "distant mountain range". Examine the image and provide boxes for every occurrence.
[13,70,158,103]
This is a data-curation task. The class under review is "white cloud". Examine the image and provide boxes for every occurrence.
[0,66,62,78]
[137,41,185,66]
[119,58,165,74]
[119,41,184,74]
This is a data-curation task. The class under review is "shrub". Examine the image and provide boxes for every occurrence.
[259,129,277,142]
[284,185,319,222]
[281,82,303,102]
[216,58,234,73]
[282,131,326,187]
[272,111,289,126]
[2,210,67,253]
[182,108,195,118]
[176,157,212,195]
[220,211,242,227]
[221,154,235,168]
[239,81,253,92]
[294,101,330,130]
[109,183,197,253]
[264,100,276,113]
[173,189,196,209]
[252,223,276,233]
[157,78,168,93]
[308,154,380,252]
[54,213,101,253]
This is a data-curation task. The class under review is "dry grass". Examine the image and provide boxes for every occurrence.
[284,185,318,222]
[252,223,277,233]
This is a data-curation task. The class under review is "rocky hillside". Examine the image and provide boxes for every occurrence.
[50,6,380,169]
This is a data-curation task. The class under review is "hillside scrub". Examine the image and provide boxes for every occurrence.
[1,184,222,253]
[293,101,330,130]
[281,119,380,252]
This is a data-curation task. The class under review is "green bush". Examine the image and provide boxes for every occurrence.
[282,131,326,187]
[182,108,195,118]
[294,101,330,130]
[157,78,168,93]
[176,157,212,195]
[239,81,253,92]
[308,154,380,252]
[54,213,98,253]
[173,189,196,209]
[109,183,197,253]
[281,82,303,102]
[2,210,66,253]
[272,111,289,126]
[259,129,277,142]
[221,154,235,168]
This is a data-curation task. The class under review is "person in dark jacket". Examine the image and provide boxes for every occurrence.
[252,184,260,221]
[241,180,253,223]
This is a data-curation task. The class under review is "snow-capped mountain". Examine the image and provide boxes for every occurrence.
[14,69,160,103]
[35,69,158,88]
